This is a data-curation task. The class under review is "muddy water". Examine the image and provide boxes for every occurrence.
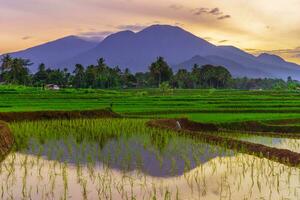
[1,136,300,199]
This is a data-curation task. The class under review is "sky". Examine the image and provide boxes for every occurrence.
[1,0,300,64]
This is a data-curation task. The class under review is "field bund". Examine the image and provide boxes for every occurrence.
[147,118,300,167]
[0,109,120,122]
[0,109,120,160]
[0,121,14,159]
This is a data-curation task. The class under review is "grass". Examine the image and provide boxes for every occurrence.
[1,86,300,122]
[3,86,300,198]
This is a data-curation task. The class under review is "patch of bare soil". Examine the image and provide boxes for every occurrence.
[0,109,121,122]
[0,121,14,160]
[220,121,300,135]
[147,119,300,167]
[264,118,300,125]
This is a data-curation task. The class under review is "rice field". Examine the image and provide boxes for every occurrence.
[2,88,300,199]
[2,88,300,122]
[0,118,299,199]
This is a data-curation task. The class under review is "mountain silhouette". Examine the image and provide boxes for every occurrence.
[9,36,98,72]
[6,24,300,79]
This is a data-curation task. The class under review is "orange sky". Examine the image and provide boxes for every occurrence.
[1,0,300,64]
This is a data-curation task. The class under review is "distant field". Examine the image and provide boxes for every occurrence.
[1,85,300,122]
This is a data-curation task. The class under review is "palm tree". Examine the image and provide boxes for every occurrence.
[73,64,85,88]
[149,57,172,87]
[0,54,12,82]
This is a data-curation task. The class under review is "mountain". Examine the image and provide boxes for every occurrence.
[5,24,300,79]
[61,25,300,79]
[9,36,98,72]
[257,53,286,64]
[61,25,217,70]
[176,55,269,77]
[177,45,300,79]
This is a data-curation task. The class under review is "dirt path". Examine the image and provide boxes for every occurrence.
[147,118,300,168]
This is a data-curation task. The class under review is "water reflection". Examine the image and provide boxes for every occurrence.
[22,135,232,177]
[232,134,300,153]
[1,152,299,200]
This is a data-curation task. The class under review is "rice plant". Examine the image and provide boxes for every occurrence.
[0,118,298,199]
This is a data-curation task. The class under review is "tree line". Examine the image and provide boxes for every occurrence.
[0,54,298,90]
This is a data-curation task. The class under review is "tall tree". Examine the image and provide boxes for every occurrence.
[33,63,48,87]
[73,64,86,88]
[0,55,13,82]
[149,57,173,87]
[4,58,32,85]
[122,68,136,88]
[48,69,65,86]
[85,65,97,88]
[191,64,201,88]
[62,68,71,87]
[214,66,232,88]
[174,69,193,88]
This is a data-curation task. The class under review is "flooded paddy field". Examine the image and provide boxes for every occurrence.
[1,118,300,199]
[218,133,300,154]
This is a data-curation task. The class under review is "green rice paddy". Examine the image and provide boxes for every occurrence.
[2,87,300,199]
[2,86,300,122]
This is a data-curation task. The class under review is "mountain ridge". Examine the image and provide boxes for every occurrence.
[4,24,300,79]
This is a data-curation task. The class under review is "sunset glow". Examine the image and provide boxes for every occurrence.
[1,0,300,63]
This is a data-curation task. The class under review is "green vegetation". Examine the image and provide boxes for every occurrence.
[1,55,299,90]
[1,86,300,123]
[2,59,300,199]
[1,118,298,199]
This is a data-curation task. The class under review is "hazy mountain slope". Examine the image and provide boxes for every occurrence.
[5,24,300,79]
[62,25,218,71]
[9,36,98,72]
[176,55,271,78]
[211,46,300,79]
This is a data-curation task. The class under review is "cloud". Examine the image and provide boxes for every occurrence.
[78,23,150,41]
[218,40,228,43]
[274,47,300,59]
[246,47,300,61]
[116,24,148,31]
[78,31,114,41]
[193,8,210,16]
[192,7,230,20]
[209,8,222,16]
[266,47,300,55]
[22,36,32,40]
[169,4,183,10]
[79,31,113,37]
[192,7,223,16]
[174,22,185,27]
[217,15,231,20]
[293,54,300,58]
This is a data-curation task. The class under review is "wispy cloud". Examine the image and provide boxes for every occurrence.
[209,8,222,16]
[169,4,183,10]
[246,47,300,62]
[218,40,228,43]
[78,31,114,41]
[22,36,32,40]
[217,15,231,20]
[193,8,210,16]
[116,24,148,31]
[191,7,231,20]
[252,47,300,56]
